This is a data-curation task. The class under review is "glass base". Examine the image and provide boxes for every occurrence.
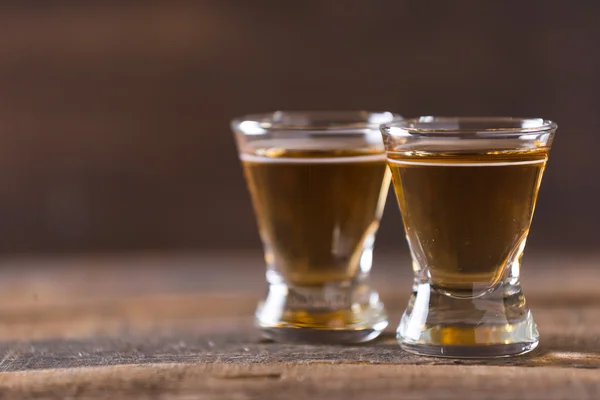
[256,280,388,344]
[397,279,539,358]
[401,341,538,358]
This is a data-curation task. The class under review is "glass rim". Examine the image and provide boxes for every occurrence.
[232,110,401,134]
[381,116,557,136]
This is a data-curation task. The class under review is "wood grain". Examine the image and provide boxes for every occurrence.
[0,252,597,398]
[1,363,599,400]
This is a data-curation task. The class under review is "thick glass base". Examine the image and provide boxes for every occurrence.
[397,280,539,358]
[256,280,388,344]
[401,341,538,358]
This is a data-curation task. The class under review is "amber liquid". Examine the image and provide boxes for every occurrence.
[388,149,547,294]
[242,146,390,287]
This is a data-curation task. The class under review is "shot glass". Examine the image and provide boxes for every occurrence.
[232,111,399,343]
[381,117,557,357]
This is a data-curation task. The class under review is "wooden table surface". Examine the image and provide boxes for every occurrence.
[0,252,598,399]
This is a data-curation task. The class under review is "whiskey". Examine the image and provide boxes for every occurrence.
[242,145,390,286]
[388,148,547,296]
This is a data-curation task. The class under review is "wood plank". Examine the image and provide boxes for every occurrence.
[0,304,598,371]
[0,363,599,400]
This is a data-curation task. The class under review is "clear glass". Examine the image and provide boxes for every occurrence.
[381,117,557,357]
[232,111,400,343]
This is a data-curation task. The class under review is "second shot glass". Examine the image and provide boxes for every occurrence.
[381,117,557,357]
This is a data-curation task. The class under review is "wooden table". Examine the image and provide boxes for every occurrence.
[0,252,598,399]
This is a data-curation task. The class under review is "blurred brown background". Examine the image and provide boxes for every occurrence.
[0,1,597,255]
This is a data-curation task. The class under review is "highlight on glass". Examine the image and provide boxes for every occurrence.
[381,117,557,357]
[232,111,400,343]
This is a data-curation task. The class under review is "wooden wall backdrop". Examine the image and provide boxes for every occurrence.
[0,1,598,254]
